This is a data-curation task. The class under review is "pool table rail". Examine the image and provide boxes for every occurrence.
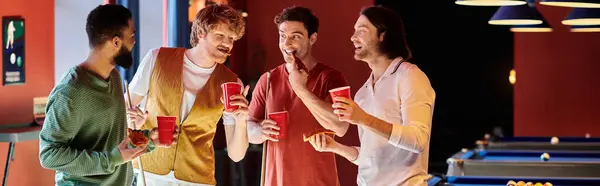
[446,150,600,178]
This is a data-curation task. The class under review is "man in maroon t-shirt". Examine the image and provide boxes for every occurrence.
[245,6,350,186]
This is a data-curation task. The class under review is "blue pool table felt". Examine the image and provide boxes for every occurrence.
[497,137,600,143]
[430,176,600,186]
[479,150,600,162]
[461,150,600,162]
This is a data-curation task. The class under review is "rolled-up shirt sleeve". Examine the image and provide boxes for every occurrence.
[388,67,435,153]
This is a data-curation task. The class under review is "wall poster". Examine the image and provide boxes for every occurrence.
[2,16,25,86]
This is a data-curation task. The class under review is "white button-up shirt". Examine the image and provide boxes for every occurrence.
[353,58,435,186]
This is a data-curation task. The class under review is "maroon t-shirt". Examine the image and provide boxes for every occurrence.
[248,62,349,186]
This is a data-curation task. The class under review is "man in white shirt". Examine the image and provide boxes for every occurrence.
[125,4,250,186]
[305,5,436,186]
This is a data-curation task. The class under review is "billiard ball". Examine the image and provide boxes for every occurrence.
[541,153,550,161]
[586,133,591,138]
[506,180,516,186]
[525,182,533,186]
[550,137,559,144]
[517,181,526,186]
[534,183,543,186]
[544,182,553,186]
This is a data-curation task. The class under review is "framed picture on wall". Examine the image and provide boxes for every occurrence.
[2,16,25,86]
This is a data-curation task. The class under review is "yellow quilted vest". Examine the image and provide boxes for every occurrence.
[135,47,237,184]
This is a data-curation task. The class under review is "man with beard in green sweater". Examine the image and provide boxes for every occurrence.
[39,5,164,186]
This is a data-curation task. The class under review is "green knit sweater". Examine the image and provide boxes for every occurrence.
[39,66,153,186]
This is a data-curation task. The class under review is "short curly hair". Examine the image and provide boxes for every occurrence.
[273,6,319,37]
[190,4,245,47]
[85,4,132,49]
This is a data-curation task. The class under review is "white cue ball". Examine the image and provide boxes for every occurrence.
[585,133,591,139]
[550,137,559,144]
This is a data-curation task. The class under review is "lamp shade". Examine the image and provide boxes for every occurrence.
[489,5,544,25]
[540,0,600,8]
[562,8,600,25]
[511,19,553,32]
[571,25,600,32]
[455,0,526,6]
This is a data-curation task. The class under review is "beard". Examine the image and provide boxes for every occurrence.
[354,48,372,60]
[113,46,133,69]
[354,42,380,61]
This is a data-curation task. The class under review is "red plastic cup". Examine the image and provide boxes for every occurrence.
[329,86,351,117]
[268,111,288,140]
[329,86,351,101]
[221,82,242,112]
[157,116,176,145]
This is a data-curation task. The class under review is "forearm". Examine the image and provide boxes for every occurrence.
[360,115,393,140]
[39,140,124,176]
[296,88,349,136]
[360,115,430,153]
[332,143,360,165]
[225,120,249,162]
[246,119,265,144]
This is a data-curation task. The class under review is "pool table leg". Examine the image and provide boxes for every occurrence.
[3,142,15,186]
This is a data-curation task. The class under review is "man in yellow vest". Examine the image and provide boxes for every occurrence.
[125,4,250,186]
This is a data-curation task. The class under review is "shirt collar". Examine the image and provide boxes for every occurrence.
[382,57,404,78]
[366,57,404,87]
[75,66,117,93]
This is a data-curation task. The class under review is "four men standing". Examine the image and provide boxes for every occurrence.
[40,3,434,186]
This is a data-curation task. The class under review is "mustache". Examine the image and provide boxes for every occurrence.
[217,46,231,56]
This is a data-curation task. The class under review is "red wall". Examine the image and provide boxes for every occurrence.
[514,5,600,137]
[0,0,56,185]
[245,0,371,185]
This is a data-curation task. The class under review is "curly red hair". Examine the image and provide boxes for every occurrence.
[190,4,245,47]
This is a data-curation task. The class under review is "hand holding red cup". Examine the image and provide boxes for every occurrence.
[329,86,351,117]
[221,82,243,112]
[331,87,370,125]
[268,111,288,140]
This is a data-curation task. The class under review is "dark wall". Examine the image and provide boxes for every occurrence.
[375,0,515,173]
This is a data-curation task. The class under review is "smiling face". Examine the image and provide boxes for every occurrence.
[196,22,238,64]
[189,4,245,64]
[278,21,316,64]
[350,15,382,62]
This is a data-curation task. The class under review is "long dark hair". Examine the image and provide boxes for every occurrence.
[360,6,412,61]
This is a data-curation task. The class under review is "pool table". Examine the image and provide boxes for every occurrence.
[476,136,600,151]
[428,175,600,186]
[446,149,600,177]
